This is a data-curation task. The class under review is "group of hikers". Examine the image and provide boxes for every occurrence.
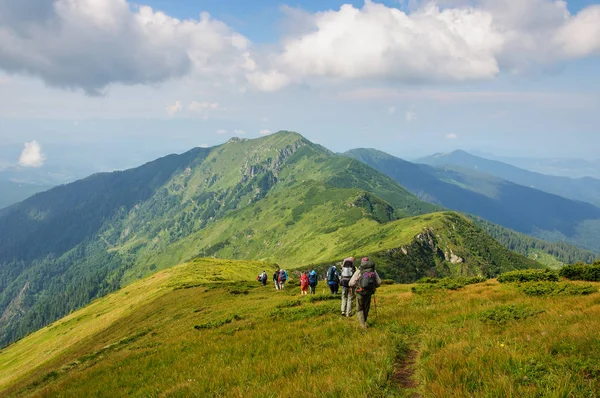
[257,257,382,328]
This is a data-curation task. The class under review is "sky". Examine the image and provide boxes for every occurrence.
[1,0,599,176]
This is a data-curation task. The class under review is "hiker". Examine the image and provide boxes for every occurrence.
[278,269,288,290]
[260,270,268,287]
[308,269,318,294]
[300,271,309,295]
[327,264,340,294]
[349,257,382,328]
[339,257,356,317]
[273,269,280,290]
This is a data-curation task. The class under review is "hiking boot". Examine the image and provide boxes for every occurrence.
[341,312,346,316]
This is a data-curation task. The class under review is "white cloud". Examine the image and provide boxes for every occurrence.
[446,133,458,139]
[216,129,227,135]
[189,101,219,112]
[18,141,46,168]
[388,105,396,115]
[165,100,182,117]
[234,129,246,136]
[247,71,291,92]
[405,111,417,122]
[0,0,252,95]
[199,143,209,148]
[259,129,272,136]
[249,0,600,91]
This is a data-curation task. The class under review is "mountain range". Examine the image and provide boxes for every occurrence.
[346,148,600,253]
[0,132,544,348]
[417,150,600,207]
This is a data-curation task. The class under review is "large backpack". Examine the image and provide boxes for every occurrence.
[279,269,287,282]
[357,270,377,295]
[327,266,338,282]
[308,272,317,286]
[340,264,355,287]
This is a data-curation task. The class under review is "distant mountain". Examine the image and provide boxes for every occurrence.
[416,150,600,207]
[471,153,600,179]
[4,131,541,347]
[345,148,600,254]
[0,181,51,209]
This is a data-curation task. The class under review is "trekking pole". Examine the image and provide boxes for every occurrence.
[373,294,378,319]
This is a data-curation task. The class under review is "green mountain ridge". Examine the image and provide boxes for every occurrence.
[2,131,524,348]
[345,148,600,254]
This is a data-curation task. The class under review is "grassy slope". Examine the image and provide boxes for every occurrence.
[1,260,599,397]
[129,185,541,281]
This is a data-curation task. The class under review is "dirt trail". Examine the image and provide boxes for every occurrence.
[392,349,420,396]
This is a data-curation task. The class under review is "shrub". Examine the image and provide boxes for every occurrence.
[497,269,559,283]
[416,277,440,284]
[480,304,543,324]
[559,262,600,282]
[380,279,395,285]
[520,282,598,296]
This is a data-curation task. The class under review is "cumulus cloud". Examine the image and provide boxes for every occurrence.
[0,0,252,95]
[259,129,272,136]
[446,133,458,139]
[165,100,182,117]
[234,129,246,136]
[216,129,227,134]
[19,140,45,167]
[249,0,600,91]
[405,111,417,122]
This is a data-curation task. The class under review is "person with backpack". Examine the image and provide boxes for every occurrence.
[327,264,340,294]
[260,270,268,287]
[349,257,382,328]
[278,269,288,290]
[308,269,318,294]
[273,269,280,290]
[339,257,356,316]
[300,271,309,295]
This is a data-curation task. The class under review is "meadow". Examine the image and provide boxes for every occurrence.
[0,259,599,397]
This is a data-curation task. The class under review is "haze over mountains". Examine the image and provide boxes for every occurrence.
[470,152,600,180]
[0,131,544,348]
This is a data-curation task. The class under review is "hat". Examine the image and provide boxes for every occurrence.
[361,257,369,265]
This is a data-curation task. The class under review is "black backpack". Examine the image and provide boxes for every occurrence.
[357,270,377,295]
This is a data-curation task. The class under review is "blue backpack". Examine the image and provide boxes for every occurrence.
[308,271,317,285]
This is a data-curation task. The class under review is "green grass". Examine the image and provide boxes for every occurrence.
[1,260,599,397]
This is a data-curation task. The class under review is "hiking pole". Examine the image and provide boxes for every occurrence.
[373,294,378,319]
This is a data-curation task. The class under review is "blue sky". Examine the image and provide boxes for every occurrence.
[0,0,599,175]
